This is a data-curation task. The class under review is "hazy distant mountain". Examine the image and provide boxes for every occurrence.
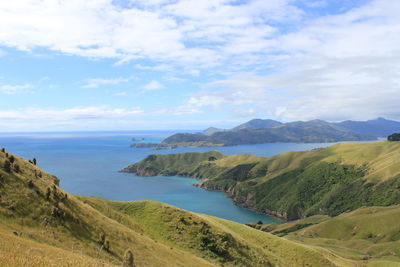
[336,117,400,137]
[232,119,282,131]
[203,127,226,136]
[162,119,376,146]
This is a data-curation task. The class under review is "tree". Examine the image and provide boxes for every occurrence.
[208,156,217,161]
[388,133,400,141]
[98,232,106,245]
[46,187,51,200]
[123,250,135,267]
[13,164,20,173]
[103,240,110,252]
[3,160,11,173]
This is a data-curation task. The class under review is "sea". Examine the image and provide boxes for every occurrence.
[0,131,341,224]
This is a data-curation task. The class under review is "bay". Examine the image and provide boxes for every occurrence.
[0,131,337,224]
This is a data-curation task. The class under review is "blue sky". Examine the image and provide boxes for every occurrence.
[0,0,399,131]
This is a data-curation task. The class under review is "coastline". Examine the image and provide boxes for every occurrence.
[193,182,288,222]
[132,173,289,223]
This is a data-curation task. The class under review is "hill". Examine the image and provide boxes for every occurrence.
[0,148,360,266]
[162,119,376,147]
[249,205,400,265]
[232,119,282,131]
[152,117,400,148]
[336,117,400,137]
[124,141,400,221]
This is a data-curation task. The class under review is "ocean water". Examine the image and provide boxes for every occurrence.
[0,131,338,224]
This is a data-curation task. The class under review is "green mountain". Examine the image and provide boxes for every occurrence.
[161,119,377,147]
[232,119,282,131]
[336,117,400,137]
[124,141,400,221]
[248,204,400,265]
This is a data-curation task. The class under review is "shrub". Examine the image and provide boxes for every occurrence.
[13,164,20,173]
[3,160,11,173]
[46,188,51,200]
[123,250,135,267]
[98,232,106,245]
[388,133,400,141]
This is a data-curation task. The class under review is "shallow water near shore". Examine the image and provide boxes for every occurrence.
[0,131,342,224]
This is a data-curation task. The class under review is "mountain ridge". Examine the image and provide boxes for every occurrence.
[151,117,400,148]
[124,141,400,221]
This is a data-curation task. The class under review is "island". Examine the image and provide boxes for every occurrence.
[131,118,400,148]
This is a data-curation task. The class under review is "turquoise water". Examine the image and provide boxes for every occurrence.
[0,131,338,224]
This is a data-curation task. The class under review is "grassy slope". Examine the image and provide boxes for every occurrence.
[125,141,400,220]
[257,205,400,266]
[0,149,357,267]
[0,149,216,267]
[80,197,354,267]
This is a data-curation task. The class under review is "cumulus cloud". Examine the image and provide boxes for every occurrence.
[0,0,302,68]
[183,0,400,121]
[142,80,164,91]
[1,0,400,126]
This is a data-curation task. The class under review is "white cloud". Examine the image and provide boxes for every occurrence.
[114,92,127,96]
[0,84,34,94]
[0,0,302,68]
[0,106,143,121]
[180,0,400,121]
[142,80,164,91]
[82,77,130,88]
[1,0,400,125]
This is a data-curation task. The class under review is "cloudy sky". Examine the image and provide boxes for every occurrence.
[0,0,399,131]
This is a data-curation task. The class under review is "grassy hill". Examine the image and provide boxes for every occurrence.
[249,205,400,266]
[160,119,377,147]
[0,148,365,266]
[125,141,400,221]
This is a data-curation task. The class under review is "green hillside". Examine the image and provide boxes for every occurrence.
[250,205,400,266]
[125,141,400,221]
[0,148,362,266]
[161,119,376,147]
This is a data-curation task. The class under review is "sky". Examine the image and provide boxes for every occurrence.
[0,0,399,131]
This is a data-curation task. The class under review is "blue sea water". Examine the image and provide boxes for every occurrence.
[0,131,339,224]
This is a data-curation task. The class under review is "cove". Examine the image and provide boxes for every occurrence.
[0,131,339,224]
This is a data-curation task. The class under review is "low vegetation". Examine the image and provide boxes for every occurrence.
[250,205,400,266]
[388,133,400,141]
[1,148,364,266]
[125,141,400,221]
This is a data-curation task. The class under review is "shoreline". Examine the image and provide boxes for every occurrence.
[133,173,288,223]
[193,182,288,223]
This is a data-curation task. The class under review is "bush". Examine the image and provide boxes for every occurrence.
[13,164,20,173]
[123,250,135,267]
[3,160,11,173]
[388,133,400,141]
[9,155,15,164]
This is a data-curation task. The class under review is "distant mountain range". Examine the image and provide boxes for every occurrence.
[335,117,400,137]
[160,117,400,147]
